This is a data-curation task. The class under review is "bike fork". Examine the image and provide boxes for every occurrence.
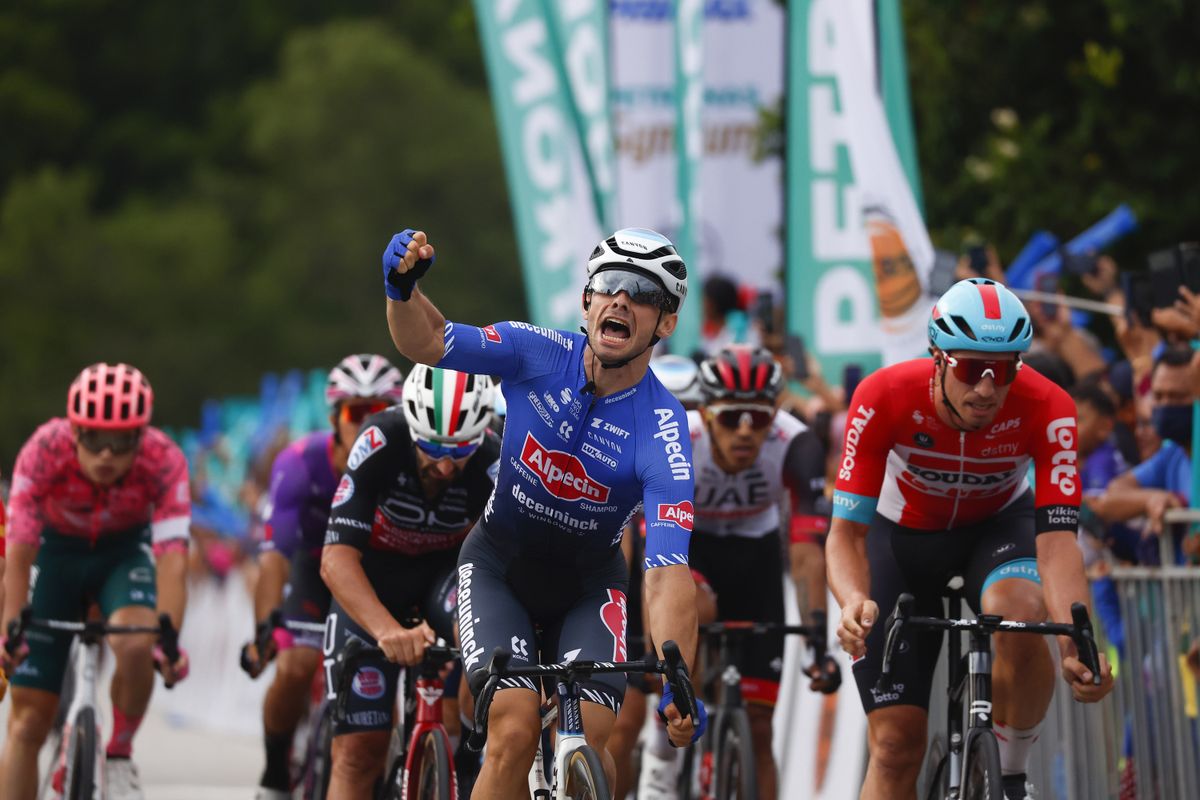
[63,641,103,797]
[528,701,557,799]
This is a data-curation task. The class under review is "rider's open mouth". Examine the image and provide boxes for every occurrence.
[600,318,631,343]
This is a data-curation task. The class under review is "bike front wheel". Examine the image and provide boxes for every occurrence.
[66,707,99,800]
[714,712,757,800]
[405,728,454,800]
[961,730,1003,800]
[562,745,611,800]
[300,702,335,800]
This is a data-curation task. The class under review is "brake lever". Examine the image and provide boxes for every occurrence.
[1070,602,1102,686]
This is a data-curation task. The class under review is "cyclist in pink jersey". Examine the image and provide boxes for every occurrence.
[0,364,191,800]
[827,280,1113,800]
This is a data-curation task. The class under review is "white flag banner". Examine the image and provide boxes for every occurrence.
[612,0,785,341]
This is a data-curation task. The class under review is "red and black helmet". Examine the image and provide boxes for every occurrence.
[698,345,783,403]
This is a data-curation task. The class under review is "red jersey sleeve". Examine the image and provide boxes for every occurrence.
[831,369,894,524]
[147,431,192,547]
[1031,382,1082,533]
[6,426,51,547]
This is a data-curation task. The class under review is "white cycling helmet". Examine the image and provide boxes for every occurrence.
[326,354,405,407]
[587,228,688,313]
[403,365,495,446]
[649,355,703,405]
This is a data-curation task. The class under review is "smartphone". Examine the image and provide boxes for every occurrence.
[785,334,809,381]
[753,290,775,334]
[928,249,959,295]
[1061,250,1098,277]
[1177,242,1200,294]
[843,363,864,400]
[966,244,989,275]
[1035,272,1059,318]
[1121,271,1154,327]
[1148,247,1183,309]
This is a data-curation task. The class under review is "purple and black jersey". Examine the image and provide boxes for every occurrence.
[437,320,695,568]
[262,432,340,559]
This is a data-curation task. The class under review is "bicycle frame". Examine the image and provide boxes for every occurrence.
[59,633,105,797]
[401,656,457,799]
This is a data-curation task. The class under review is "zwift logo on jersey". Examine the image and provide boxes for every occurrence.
[657,501,694,531]
[1046,417,1078,496]
[347,426,386,471]
[838,405,876,481]
[520,433,612,502]
[653,408,691,481]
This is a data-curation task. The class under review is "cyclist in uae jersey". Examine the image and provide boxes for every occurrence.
[382,226,704,797]
[243,354,404,800]
[321,364,500,797]
[0,364,191,800]
[827,279,1113,800]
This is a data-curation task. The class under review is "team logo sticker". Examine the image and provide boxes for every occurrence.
[332,475,354,507]
[520,433,612,502]
[657,501,694,531]
[347,426,387,471]
[352,666,386,699]
[913,432,934,449]
[599,589,628,662]
[483,324,502,343]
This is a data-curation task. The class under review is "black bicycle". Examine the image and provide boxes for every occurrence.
[333,638,460,800]
[877,590,1102,800]
[679,621,838,800]
[469,640,697,800]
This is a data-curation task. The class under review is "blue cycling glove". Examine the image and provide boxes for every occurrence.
[382,229,435,301]
[657,684,707,745]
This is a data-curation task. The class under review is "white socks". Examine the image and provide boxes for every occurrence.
[995,720,1042,776]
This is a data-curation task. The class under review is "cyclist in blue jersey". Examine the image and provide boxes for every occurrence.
[380,226,706,796]
[243,354,404,800]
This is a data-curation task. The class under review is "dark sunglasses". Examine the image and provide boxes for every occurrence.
[587,269,670,310]
[339,400,391,425]
[945,355,1021,386]
[77,428,141,455]
[709,405,775,431]
[415,438,481,460]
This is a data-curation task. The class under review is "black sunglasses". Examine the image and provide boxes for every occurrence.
[587,269,671,310]
[77,428,141,455]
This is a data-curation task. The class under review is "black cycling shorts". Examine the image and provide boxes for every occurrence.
[852,491,1039,714]
[456,522,629,714]
[281,549,331,650]
[689,530,786,706]
[324,548,458,735]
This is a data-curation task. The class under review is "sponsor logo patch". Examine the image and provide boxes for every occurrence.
[653,408,691,481]
[347,426,386,471]
[352,666,386,700]
[519,433,612,502]
[839,405,877,481]
[1046,417,1078,495]
[657,501,695,531]
[483,324,502,343]
[913,432,934,449]
[527,392,555,428]
[600,589,628,662]
[332,475,354,507]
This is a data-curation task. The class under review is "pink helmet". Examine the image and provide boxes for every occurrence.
[67,363,154,430]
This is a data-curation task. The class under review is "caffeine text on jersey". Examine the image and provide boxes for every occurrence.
[7,419,190,551]
[436,321,695,568]
[831,359,1080,534]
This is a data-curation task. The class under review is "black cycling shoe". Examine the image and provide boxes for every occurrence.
[1002,772,1033,800]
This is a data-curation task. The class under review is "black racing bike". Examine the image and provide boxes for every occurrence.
[877,590,1102,800]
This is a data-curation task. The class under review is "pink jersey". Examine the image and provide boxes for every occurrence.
[832,359,1080,533]
[7,418,191,549]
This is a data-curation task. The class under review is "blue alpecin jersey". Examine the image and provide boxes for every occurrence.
[437,320,694,568]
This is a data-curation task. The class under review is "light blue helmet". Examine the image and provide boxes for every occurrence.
[928,278,1033,354]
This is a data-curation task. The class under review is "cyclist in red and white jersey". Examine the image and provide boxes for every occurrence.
[827,279,1113,800]
[0,364,191,800]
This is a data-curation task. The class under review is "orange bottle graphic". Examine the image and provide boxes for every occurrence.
[865,205,922,318]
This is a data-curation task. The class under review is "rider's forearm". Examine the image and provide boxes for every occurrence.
[790,541,827,619]
[1091,486,1164,522]
[386,287,446,366]
[2,543,36,631]
[1037,530,1090,655]
[254,550,290,623]
[645,564,698,670]
[321,544,397,642]
[155,548,188,629]
[826,518,871,608]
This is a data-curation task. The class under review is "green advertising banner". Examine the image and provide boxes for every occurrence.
[786,0,932,378]
[672,0,704,356]
[472,0,601,329]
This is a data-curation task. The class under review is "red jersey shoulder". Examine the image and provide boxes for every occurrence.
[19,418,77,475]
